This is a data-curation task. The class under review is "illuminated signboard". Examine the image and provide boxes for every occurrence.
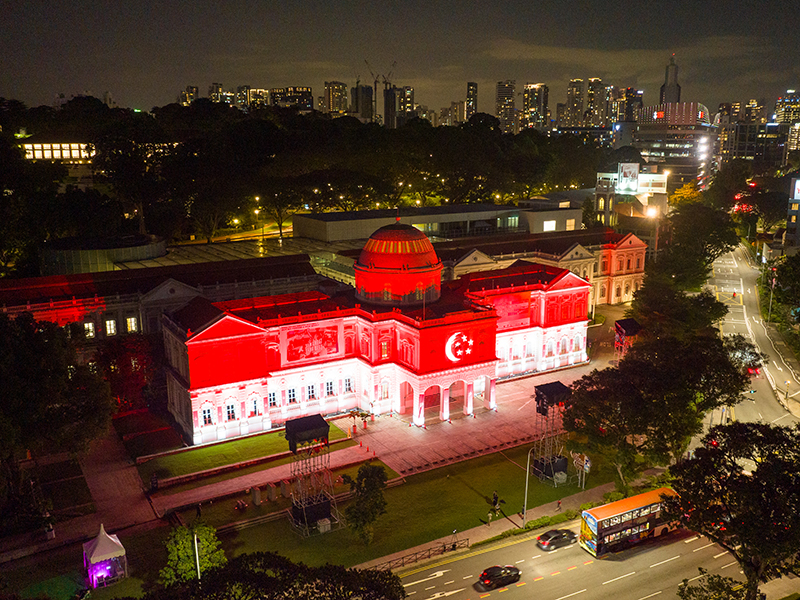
[653,111,664,119]
[793,178,800,200]
[617,163,640,194]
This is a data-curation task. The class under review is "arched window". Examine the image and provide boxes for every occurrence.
[574,334,583,351]
[559,337,569,354]
[625,283,630,296]
[383,286,391,301]
[415,285,423,300]
[600,285,606,297]
[615,286,621,298]
[546,340,555,357]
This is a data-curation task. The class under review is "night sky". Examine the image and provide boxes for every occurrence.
[2,0,799,117]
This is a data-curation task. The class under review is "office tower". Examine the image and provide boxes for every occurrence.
[179,85,198,106]
[522,83,548,130]
[270,87,314,110]
[466,82,478,120]
[249,89,268,110]
[383,86,414,128]
[623,88,644,121]
[776,90,800,124]
[566,79,584,127]
[659,56,681,104]
[632,102,715,191]
[606,86,625,123]
[350,84,373,121]
[236,85,251,110]
[743,99,767,124]
[556,103,567,128]
[585,78,605,126]
[208,83,223,103]
[324,81,349,113]
[495,80,516,134]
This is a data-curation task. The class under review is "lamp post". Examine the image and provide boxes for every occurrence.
[254,207,264,243]
[522,446,536,528]
[193,530,201,581]
[646,206,659,261]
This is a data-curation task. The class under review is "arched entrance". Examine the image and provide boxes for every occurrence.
[447,380,466,421]
[398,381,415,415]
[414,385,442,426]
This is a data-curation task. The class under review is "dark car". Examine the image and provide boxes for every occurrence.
[477,565,521,590]
[537,528,577,551]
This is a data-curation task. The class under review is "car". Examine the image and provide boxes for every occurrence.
[477,565,521,590]
[537,528,577,551]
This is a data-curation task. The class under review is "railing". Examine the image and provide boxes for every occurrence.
[374,538,470,571]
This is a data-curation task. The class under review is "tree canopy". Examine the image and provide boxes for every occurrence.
[342,463,389,546]
[663,423,800,600]
[159,520,227,586]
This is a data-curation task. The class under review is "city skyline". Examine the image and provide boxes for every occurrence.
[2,0,799,117]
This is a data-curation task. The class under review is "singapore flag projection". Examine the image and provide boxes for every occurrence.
[446,332,474,362]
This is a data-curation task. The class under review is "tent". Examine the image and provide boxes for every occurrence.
[82,524,128,588]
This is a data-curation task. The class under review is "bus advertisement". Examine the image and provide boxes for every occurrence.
[579,487,678,557]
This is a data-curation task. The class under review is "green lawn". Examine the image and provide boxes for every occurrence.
[220,445,617,568]
[137,422,350,483]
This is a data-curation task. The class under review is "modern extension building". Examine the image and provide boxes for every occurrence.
[162,222,591,445]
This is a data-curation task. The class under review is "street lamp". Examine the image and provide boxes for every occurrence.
[522,446,536,528]
[646,206,659,260]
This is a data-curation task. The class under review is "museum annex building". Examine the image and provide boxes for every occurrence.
[163,222,591,445]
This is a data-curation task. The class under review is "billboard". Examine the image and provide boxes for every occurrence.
[617,163,640,194]
[793,178,800,200]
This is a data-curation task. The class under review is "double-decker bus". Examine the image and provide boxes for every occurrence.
[579,487,678,557]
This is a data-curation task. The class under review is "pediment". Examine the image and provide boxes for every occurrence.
[559,243,593,260]
[141,278,200,305]
[455,249,496,268]
[548,270,592,291]
[188,314,265,343]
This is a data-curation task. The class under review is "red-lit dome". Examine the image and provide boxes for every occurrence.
[355,222,442,306]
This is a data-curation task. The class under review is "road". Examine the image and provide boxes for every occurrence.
[400,526,744,600]
[706,246,799,430]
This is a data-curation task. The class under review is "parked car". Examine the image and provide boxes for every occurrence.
[477,565,521,590]
[537,528,577,551]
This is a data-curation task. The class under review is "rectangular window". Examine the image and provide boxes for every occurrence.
[252,398,259,416]
[84,322,95,338]
[288,388,296,403]
[792,203,799,211]
[344,378,353,393]
[598,198,605,210]
[202,408,212,425]
[227,404,236,421]
[326,381,334,396]
[126,317,138,333]
[380,341,390,359]
[566,218,576,231]
[105,319,117,336]
[543,220,556,232]
[792,216,797,223]
[268,392,277,407]
[307,384,316,400]
[508,215,519,228]
[636,258,641,269]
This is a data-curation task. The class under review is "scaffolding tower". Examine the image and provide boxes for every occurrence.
[531,382,571,485]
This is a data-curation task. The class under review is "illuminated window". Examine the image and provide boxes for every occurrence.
[383,287,391,301]
[560,338,568,354]
[415,286,423,300]
[792,203,799,211]
[380,341,389,359]
[268,392,277,407]
[105,319,117,336]
[543,220,556,232]
[202,408,212,425]
[307,384,316,400]
[598,198,605,210]
[251,398,259,416]
[326,381,334,396]
[126,317,138,332]
[625,283,630,295]
[381,381,390,400]
[602,260,608,273]
[227,404,236,421]
[508,215,519,228]
[792,216,797,223]
[84,322,95,338]
[566,218,576,231]
[344,378,353,393]
[288,388,297,403]
[616,286,621,298]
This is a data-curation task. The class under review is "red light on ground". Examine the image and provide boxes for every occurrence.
[748,182,757,187]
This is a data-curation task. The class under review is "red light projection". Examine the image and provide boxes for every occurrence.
[285,325,339,362]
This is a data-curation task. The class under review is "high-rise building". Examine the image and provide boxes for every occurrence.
[249,89,269,110]
[775,90,800,124]
[383,85,415,128]
[466,82,478,120]
[633,102,715,191]
[606,86,625,123]
[236,85,251,110]
[521,83,548,130]
[179,85,198,106]
[208,83,224,103]
[623,88,644,122]
[324,81,349,113]
[565,79,584,127]
[350,84,373,121]
[495,80,516,134]
[270,87,314,110]
[744,99,767,124]
[659,56,681,104]
[585,78,605,126]
[556,103,567,128]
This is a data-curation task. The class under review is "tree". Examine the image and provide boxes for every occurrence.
[159,520,227,586]
[677,568,756,600]
[774,251,800,312]
[581,196,598,228]
[0,313,114,533]
[663,423,800,600]
[93,333,156,412]
[342,464,389,546]
[669,181,704,207]
[749,188,787,234]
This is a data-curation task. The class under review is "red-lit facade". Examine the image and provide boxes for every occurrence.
[163,224,591,445]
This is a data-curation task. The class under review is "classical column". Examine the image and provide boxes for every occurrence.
[439,386,450,421]
[414,393,425,426]
[464,382,474,416]
[485,377,497,410]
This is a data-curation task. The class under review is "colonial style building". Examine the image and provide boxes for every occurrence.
[163,222,591,445]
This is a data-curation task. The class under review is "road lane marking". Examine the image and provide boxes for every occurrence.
[721,561,737,569]
[516,582,526,587]
[555,590,586,600]
[568,566,578,570]
[425,586,436,590]
[687,574,704,582]
[531,555,542,559]
[773,360,783,371]
[693,543,714,552]
[404,570,451,587]
[534,576,544,581]
[515,559,524,563]
[637,593,662,600]
[551,571,561,576]
[684,536,699,543]
[584,560,593,565]
[462,575,472,579]
[714,551,728,558]
[602,572,635,585]
[650,556,680,567]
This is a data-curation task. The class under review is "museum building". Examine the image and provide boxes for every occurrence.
[163,222,591,445]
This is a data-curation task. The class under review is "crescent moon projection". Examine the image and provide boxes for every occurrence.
[445,332,461,362]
